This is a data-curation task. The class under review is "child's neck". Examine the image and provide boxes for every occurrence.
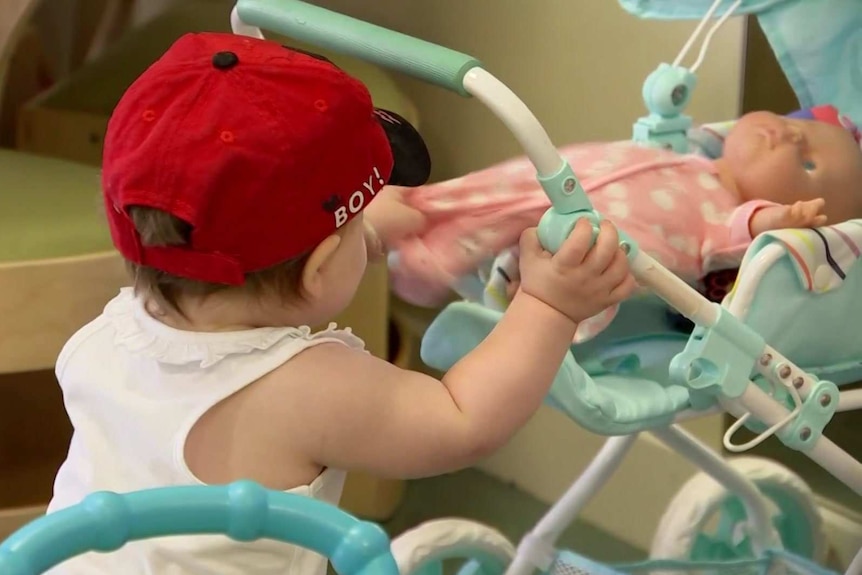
[145,292,308,332]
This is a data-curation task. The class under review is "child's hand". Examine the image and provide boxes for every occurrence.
[749,198,827,236]
[364,186,428,260]
[517,219,635,324]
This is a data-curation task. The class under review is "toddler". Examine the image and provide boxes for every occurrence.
[44,33,635,574]
[380,106,862,339]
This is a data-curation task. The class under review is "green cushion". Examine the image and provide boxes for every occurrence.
[0,149,113,262]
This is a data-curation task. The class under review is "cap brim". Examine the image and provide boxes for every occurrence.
[373,108,432,187]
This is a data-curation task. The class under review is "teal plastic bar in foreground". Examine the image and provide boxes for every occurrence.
[0,481,398,575]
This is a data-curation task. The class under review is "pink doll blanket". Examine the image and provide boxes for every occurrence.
[389,140,773,343]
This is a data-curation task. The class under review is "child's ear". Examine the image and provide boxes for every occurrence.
[301,234,342,299]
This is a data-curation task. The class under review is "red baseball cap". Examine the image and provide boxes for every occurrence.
[103,32,431,285]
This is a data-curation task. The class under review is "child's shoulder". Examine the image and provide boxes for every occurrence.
[223,338,392,454]
[55,295,122,379]
[228,330,375,412]
[257,336,374,391]
[244,337,399,423]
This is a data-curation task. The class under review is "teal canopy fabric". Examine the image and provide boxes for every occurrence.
[618,0,790,18]
[618,0,862,127]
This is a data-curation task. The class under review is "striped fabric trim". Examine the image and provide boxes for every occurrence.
[741,221,862,293]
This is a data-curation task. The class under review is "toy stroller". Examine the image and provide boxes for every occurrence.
[3,0,862,574]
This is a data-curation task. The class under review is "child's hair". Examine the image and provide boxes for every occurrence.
[127,206,310,313]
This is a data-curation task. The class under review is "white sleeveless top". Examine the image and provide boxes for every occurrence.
[45,288,365,575]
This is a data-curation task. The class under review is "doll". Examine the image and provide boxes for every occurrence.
[369,105,862,306]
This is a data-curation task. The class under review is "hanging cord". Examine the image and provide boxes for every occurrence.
[673,0,771,452]
[672,0,744,73]
[723,376,804,452]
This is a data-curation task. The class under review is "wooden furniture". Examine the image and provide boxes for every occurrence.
[0,1,129,538]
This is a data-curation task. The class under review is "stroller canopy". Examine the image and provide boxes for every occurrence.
[618,0,862,127]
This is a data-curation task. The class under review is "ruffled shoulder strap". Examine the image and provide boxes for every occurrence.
[104,288,364,368]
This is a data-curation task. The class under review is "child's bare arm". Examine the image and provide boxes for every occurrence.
[262,220,635,479]
[271,289,578,479]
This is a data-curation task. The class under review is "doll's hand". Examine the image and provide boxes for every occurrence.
[518,219,636,324]
[749,198,828,236]
[785,198,828,228]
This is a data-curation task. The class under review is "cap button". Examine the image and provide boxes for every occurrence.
[212,51,239,70]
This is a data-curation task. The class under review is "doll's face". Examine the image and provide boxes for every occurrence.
[722,111,862,223]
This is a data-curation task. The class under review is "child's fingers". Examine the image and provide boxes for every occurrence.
[518,227,547,259]
[582,220,620,272]
[598,247,631,289]
[553,218,594,267]
[608,273,638,302]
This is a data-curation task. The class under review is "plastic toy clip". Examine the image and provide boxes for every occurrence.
[776,379,839,452]
[633,63,697,153]
[669,306,765,408]
[535,162,640,260]
[732,370,839,453]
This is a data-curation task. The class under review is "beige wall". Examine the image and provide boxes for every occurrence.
[315,0,745,180]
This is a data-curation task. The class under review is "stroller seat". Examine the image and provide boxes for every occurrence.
[420,220,862,436]
[421,296,695,435]
[726,220,862,385]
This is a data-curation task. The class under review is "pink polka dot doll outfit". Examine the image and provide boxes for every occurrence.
[389,141,774,342]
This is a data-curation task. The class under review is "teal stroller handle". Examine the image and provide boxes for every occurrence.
[0,481,398,575]
[234,0,483,96]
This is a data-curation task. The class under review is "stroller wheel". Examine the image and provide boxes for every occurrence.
[390,518,515,575]
[650,456,826,564]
